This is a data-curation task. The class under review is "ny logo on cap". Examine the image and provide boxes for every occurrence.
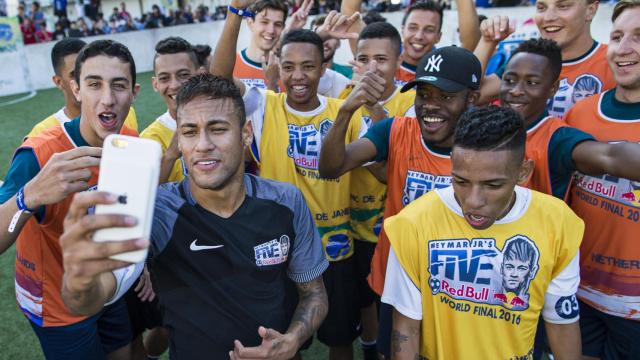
[425,54,443,73]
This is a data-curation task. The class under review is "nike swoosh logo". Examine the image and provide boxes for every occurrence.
[189,239,224,251]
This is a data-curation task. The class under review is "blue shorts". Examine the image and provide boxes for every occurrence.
[29,297,132,360]
[579,300,640,360]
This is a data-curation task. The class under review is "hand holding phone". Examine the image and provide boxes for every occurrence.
[94,135,162,263]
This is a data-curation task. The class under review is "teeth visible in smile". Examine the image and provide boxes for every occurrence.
[264,36,273,40]
[100,113,115,119]
[292,86,306,91]
[470,214,484,221]
[411,43,425,50]
[423,117,444,123]
[617,61,638,67]
[197,161,216,165]
[544,26,561,32]
[168,94,176,100]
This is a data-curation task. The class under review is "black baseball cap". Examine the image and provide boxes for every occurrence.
[400,46,482,93]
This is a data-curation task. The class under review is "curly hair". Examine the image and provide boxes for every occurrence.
[509,38,562,83]
[453,105,525,160]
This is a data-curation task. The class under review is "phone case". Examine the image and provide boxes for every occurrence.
[94,134,162,263]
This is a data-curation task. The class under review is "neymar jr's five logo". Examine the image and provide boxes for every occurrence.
[287,119,332,170]
[428,235,540,311]
[402,170,452,206]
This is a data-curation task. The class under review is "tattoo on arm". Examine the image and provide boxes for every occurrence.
[287,277,329,347]
[391,330,409,354]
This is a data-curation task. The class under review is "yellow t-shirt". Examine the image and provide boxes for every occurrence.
[384,186,583,359]
[26,107,139,138]
[248,89,364,261]
[338,86,415,243]
[140,112,184,183]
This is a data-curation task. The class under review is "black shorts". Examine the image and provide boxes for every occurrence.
[124,276,163,337]
[377,302,393,358]
[317,256,361,347]
[579,300,640,359]
[354,240,379,308]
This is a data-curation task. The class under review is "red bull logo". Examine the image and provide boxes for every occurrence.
[511,296,526,307]
[622,192,636,202]
[493,293,508,303]
[577,176,617,198]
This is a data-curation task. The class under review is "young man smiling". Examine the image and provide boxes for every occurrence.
[563,1,640,357]
[140,37,204,184]
[58,74,329,360]
[232,0,288,89]
[214,2,369,358]
[26,38,139,138]
[383,106,583,360]
[319,46,482,358]
[0,40,139,359]
[341,0,481,86]
[476,0,616,117]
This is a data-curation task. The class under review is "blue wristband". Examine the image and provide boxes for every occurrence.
[16,187,35,213]
[228,5,255,18]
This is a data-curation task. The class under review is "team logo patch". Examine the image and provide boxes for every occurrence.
[424,54,443,73]
[287,119,333,170]
[428,235,540,311]
[254,235,290,266]
[402,170,451,206]
[555,295,579,319]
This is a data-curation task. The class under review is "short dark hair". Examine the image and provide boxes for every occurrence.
[249,0,288,22]
[32,1,40,9]
[193,44,212,68]
[279,29,324,61]
[74,40,136,87]
[402,1,444,31]
[453,106,526,161]
[358,21,402,57]
[154,37,199,70]
[176,74,246,127]
[363,10,388,25]
[612,0,640,21]
[509,38,562,83]
[51,38,86,75]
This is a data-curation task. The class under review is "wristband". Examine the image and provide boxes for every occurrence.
[16,187,35,213]
[228,5,255,18]
[9,187,35,233]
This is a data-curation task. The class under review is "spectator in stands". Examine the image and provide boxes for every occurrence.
[54,0,68,18]
[56,14,71,31]
[183,5,194,22]
[21,17,37,44]
[146,4,169,28]
[77,18,92,36]
[92,18,107,35]
[195,4,210,22]
[194,44,213,68]
[30,1,46,31]
[119,2,131,20]
[52,22,67,40]
[109,7,120,22]
[17,4,26,24]
[84,0,100,21]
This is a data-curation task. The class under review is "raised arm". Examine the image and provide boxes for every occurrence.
[456,0,481,51]
[572,140,640,181]
[391,309,421,360]
[474,15,515,104]
[210,0,254,94]
[60,191,147,316]
[340,0,366,55]
[319,68,385,178]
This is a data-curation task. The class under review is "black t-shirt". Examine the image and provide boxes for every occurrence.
[148,175,327,359]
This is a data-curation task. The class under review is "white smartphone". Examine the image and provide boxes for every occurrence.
[94,134,162,263]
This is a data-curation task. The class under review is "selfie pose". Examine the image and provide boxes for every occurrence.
[59,74,329,360]
[0,40,139,359]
